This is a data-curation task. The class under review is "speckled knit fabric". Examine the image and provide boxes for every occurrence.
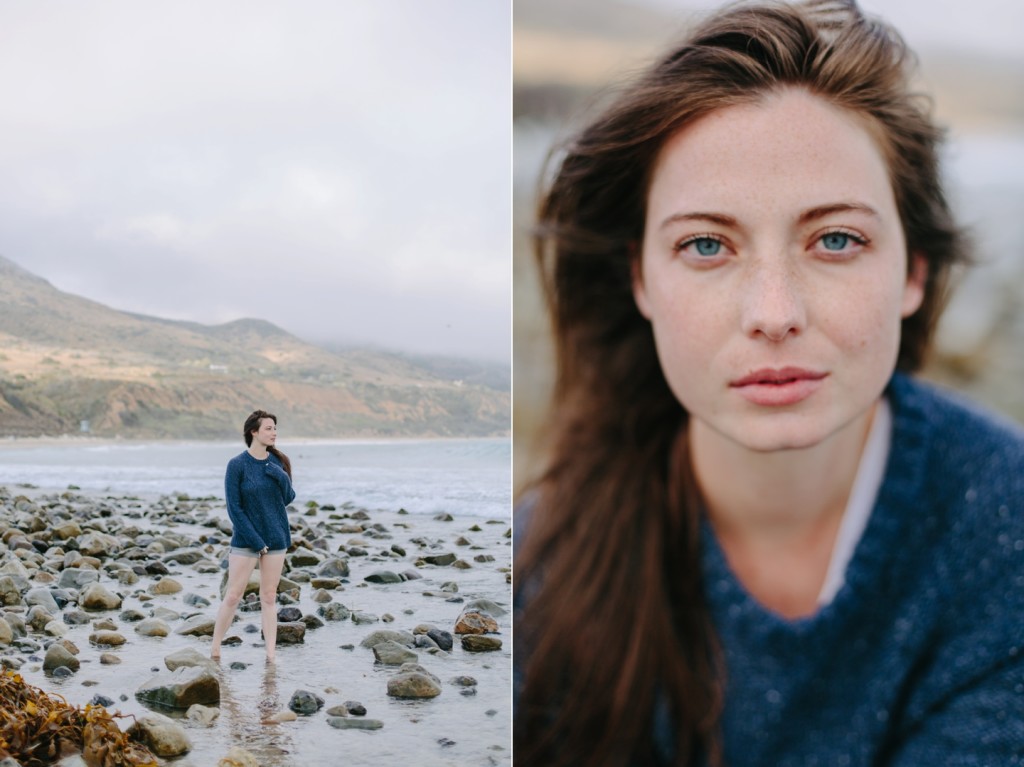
[686,373,1024,765]
[224,450,296,551]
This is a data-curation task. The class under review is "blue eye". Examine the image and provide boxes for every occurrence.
[687,237,721,256]
[821,232,850,251]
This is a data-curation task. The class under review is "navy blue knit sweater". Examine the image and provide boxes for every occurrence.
[517,374,1024,764]
[684,373,1024,765]
[224,450,295,551]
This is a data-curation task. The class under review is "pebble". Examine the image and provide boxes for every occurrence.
[0,486,510,765]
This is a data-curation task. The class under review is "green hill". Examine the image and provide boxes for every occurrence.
[0,255,509,439]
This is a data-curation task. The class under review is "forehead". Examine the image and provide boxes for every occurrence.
[645,88,897,222]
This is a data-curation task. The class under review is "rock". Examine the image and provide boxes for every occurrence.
[25,588,60,614]
[218,746,261,766]
[464,598,508,617]
[63,610,92,626]
[149,577,183,596]
[43,643,80,673]
[326,704,348,716]
[52,521,83,540]
[77,532,120,558]
[452,560,472,569]
[276,622,306,644]
[387,666,442,699]
[351,611,379,625]
[423,553,456,567]
[318,558,350,578]
[58,568,98,590]
[450,675,478,687]
[288,689,324,715]
[127,713,192,757]
[79,583,122,611]
[344,700,367,716]
[461,635,503,652]
[136,666,220,708]
[454,611,499,635]
[414,634,439,650]
[311,588,332,603]
[135,618,171,637]
[373,640,418,666]
[318,603,350,622]
[0,576,22,606]
[186,703,219,727]
[288,547,321,567]
[427,629,454,651]
[364,570,402,584]
[262,710,298,724]
[0,618,11,646]
[360,630,415,649]
[163,549,205,565]
[183,593,211,608]
[165,648,217,671]
[328,717,384,730]
[175,615,216,636]
[89,631,127,647]
[89,694,116,707]
[92,618,118,631]
[276,606,303,623]
[100,653,121,665]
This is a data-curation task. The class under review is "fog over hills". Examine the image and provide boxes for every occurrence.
[0,255,509,439]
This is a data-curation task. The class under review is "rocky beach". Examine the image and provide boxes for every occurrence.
[0,484,511,766]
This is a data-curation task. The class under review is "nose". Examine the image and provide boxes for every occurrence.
[739,257,807,342]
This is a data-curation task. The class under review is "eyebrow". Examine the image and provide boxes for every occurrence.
[797,202,880,224]
[657,202,881,231]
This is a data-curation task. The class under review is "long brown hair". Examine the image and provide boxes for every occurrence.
[514,2,967,765]
[243,409,292,479]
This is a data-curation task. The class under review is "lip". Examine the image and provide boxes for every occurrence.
[729,367,828,407]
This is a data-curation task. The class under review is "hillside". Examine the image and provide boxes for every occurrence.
[0,256,509,439]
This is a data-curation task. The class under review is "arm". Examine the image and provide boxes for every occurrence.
[224,459,267,550]
[265,458,296,505]
[886,657,1024,764]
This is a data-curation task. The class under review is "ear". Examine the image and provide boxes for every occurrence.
[630,244,653,320]
[900,252,927,318]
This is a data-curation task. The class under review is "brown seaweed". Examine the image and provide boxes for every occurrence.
[0,670,158,766]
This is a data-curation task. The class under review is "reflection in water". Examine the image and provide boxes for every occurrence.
[218,662,294,765]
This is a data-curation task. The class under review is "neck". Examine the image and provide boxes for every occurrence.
[248,443,269,460]
[691,400,878,544]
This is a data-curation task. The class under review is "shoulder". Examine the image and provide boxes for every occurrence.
[888,372,1024,598]
[889,373,1024,495]
[226,452,248,468]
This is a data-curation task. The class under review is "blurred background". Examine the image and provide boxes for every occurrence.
[514,0,1024,492]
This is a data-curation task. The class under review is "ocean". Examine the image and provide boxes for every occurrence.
[0,437,510,520]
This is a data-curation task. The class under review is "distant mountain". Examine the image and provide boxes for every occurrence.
[0,255,509,439]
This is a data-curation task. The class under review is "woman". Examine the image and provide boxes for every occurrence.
[211,409,296,663]
[514,1,1024,765]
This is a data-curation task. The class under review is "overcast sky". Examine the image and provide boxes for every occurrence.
[0,1,510,362]
[635,0,1024,62]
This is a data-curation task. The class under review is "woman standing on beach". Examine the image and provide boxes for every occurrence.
[514,1,1024,764]
[212,409,295,663]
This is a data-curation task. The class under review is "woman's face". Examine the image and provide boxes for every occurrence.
[252,417,277,447]
[633,88,925,454]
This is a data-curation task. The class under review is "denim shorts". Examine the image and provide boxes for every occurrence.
[230,546,286,559]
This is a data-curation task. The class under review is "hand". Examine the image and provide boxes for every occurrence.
[259,546,269,556]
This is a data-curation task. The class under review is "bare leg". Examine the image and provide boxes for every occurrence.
[211,554,259,659]
[258,553,286,662]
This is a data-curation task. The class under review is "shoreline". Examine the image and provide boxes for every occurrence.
[0,434,510,451]
[0,484,512,765]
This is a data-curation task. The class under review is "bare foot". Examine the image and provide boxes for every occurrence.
[265,654,276,664]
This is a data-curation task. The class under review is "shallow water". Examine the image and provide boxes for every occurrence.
[2,440,511,765]
[0,437,510,520]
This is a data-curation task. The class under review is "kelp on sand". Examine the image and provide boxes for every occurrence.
[0,670,157,766]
